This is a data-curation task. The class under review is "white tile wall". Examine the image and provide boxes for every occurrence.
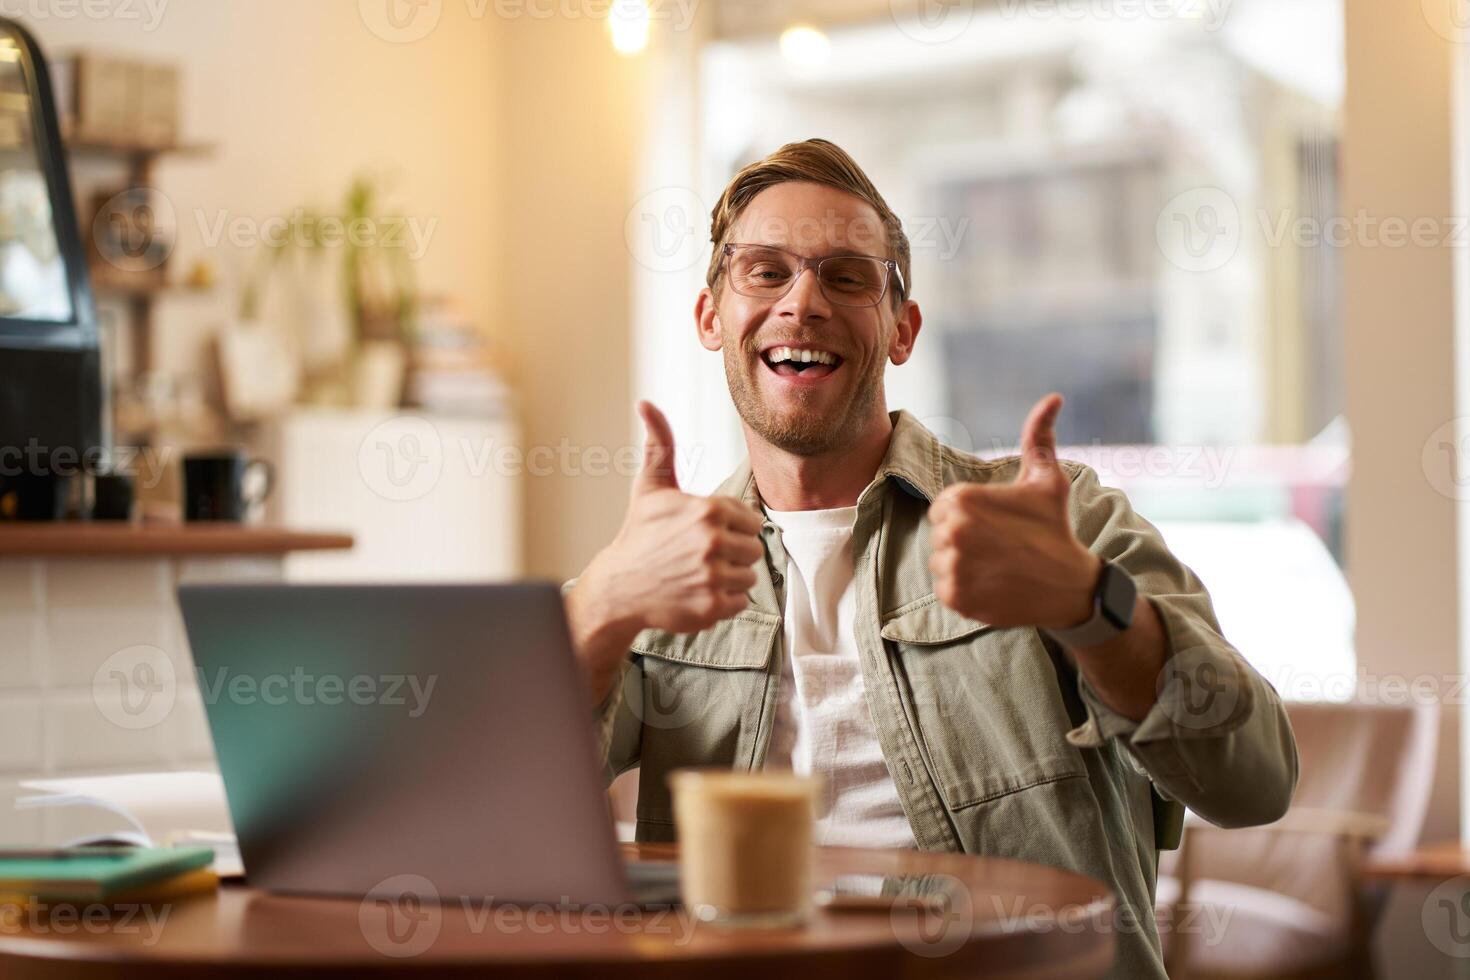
[0,609,42,689]
[0,555,282,846]
[0,561,41,608]
[47,559,172,609]
[0,696,44,773]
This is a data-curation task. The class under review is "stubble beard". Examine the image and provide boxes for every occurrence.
[724,333,885,458]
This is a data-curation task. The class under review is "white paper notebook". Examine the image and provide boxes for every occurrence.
[17,771,243,878]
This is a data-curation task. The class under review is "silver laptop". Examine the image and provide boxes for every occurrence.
[176,582,677,907]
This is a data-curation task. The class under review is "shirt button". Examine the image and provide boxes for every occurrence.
[771,571,784,588]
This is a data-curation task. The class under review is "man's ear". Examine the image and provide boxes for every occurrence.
[888,299,922,365]
[695,286,723,352]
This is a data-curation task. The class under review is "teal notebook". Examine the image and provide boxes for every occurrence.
[0,846,215,902]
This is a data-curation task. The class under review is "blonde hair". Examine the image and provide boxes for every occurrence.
[705,138,910,307]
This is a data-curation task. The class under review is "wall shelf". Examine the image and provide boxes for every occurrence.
[0,523,353,557]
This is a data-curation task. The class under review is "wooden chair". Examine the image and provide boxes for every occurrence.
[1157,700,1438,980]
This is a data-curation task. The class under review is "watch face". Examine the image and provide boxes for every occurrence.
[1100,564,1137,630]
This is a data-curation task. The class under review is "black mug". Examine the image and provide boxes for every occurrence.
[0,471,73,521]
[92,472,136,522]
[183,451,274,522]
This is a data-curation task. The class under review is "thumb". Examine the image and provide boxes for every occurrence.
[1016,393,1064,484]
[635,400,679,493]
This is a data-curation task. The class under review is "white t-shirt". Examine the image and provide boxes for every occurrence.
[761,504,918,849]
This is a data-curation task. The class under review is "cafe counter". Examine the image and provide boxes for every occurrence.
[0,523,352,838]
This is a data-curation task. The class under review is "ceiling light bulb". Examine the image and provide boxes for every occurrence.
[780,25,830,66]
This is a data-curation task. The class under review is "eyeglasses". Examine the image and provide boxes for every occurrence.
[719,243,905,309]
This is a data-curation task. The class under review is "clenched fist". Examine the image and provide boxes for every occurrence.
[927,394,1101,632]
[566,401,765,698]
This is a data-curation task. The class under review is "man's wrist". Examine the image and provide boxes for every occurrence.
[1047,551,1104,631]
[565,555,647,693]
[569,557,646,643]
[1045,557,1138,649]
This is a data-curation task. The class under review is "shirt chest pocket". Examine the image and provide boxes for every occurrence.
[627,611,782,819]
[881,597,1087,811]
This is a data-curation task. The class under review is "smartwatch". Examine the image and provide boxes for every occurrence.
[1045,560,1137,648]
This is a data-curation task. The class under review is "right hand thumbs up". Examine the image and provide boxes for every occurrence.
[635,400,680,494]
[565,400,769,698]
[591,401,765,636]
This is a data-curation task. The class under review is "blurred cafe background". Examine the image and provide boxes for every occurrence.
[0,0,1468,975]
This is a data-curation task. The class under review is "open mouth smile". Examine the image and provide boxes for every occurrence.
[760,344,844,384]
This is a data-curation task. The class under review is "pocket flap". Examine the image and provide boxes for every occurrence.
[630,609,781,669]
[880,595,991,645]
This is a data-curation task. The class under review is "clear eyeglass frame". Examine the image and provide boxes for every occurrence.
[719,242,905,309]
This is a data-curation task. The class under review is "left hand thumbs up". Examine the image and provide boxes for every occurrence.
[927,393,1101,630]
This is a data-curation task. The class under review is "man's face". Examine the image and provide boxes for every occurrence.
[696,182,920,457]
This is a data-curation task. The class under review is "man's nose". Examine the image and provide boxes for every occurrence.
[776,267,831,320]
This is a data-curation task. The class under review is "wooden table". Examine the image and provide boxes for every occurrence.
[1362,840,1470,881]
[0,843,1115,979]
[1362,841,1470,971]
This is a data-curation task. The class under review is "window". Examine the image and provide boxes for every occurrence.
[658,0,1350,693]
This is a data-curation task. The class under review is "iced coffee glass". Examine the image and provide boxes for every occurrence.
[669,768,820,929]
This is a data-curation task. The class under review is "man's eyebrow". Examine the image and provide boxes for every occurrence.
[745,242,886,260]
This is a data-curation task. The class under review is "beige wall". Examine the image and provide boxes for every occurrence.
[22,0,646,579]
[27,0,505,381]
[1343,3,1460,976]
[500,15,647,580]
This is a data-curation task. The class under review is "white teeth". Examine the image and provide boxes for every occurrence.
[767,346,837,366]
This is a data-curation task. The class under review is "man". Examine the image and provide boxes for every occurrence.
[564,138,1297,978]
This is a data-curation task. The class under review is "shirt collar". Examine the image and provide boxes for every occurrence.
[714,408,945,510]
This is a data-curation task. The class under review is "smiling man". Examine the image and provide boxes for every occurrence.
[563,138,1297,979]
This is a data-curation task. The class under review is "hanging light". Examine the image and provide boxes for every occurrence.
[779,24,830,67]
[609,0,650,56]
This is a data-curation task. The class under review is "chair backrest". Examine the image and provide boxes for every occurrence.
[1284,700,1439,856]
[1164,699,1438,924]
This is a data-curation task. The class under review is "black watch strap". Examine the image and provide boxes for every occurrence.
[1044,560,1137,648]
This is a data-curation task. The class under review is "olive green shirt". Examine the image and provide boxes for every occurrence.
[575,409,1298,979]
